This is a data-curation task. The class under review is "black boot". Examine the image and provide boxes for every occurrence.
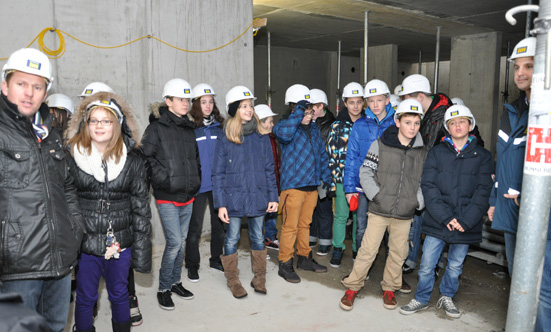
[278,258,301,283]
[297,252,328,273]
[112,319,131,332]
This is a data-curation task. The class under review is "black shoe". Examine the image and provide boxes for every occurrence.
[317,245,331,256]
[157,290,175,310]
[209,260,224,273]
[129,295,143,326]
[187,268,199,282]
[352,251,357,261]
[278,258,301,283]
[309,241,317,247]
[297,252,328,273]
[171,282,194,300]
[330,247,344,268]
[402,263,414,274]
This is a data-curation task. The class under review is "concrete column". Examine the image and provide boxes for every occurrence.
[360,44,398,89]
[449,32,502,154]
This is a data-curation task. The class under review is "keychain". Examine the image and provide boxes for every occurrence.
[105,221,121,260]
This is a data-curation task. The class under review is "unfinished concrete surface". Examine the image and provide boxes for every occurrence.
[65,230,510,332]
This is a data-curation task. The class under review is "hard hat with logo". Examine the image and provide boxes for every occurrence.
[389,94,401,109]
[509,37,536,62]
[398,74,431,96]
[225,85,256,110]
[46,93,75,115]
[394,98,424,121]
[451,97,465,106]
[162,78,192,100]
[394,84,403,95]
[364,79,390,98]
[309,89,328,105]
[2,48,54,91]
[285,84,310,105]
[342,82,364,101]
[86,99,124,124]
[444,105,476,132]
[79,82,114,98]
[254,104,278,120]
[192,83,216,100]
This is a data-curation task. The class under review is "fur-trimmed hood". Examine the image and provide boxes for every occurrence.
[148,101,194,124]
[66,91,142,149]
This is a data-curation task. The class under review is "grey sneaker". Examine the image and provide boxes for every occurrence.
[436,295,461,318]
[399,298,428,315]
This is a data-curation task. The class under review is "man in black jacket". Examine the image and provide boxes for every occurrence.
[0,48,84,332]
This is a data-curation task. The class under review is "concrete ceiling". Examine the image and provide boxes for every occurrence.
[253,0,536,63]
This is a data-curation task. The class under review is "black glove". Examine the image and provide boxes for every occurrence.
[327,190,336,199]
[295,100,311,111]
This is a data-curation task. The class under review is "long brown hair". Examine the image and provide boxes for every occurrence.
[68,106,125,163]
[190,95,225,128]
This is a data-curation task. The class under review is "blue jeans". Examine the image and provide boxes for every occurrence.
[504,232,517,276]
[310,196,333,246]
[264,212,278,241]
[414,235,469,304]
[0,273,71,332]
[355,193,369,252]
[536,238,551,332]
[75,250,131,331]
[406,213,423,268]
[157,202,193,291]
[224,216,265,255]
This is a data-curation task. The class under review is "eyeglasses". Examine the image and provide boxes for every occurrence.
[88,119,113,126]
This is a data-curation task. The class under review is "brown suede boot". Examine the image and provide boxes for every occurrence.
[221,253,248,298]
[250,249,267,294]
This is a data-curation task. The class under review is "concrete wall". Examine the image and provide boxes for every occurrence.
[0,0,254,244]
[397,61,451,95]
[360,44,399,90]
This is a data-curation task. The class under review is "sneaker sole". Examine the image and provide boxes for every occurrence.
[158,304,175,310]
[330,263,341,268]
[278,271,301,283]
[445,311,461,318]
[339,302,353,311]
[266,246,279,251]
[173,294,195,300]
[398,288,412,294]
[131,319,143,327]
[316,251,329,256]
[399,305,428,315]
[209,267,224,274]
[187,277,199,283]
[296,266,327,273]
[383,303,398,310]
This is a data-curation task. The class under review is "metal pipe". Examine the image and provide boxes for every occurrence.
[267,31,272,107]
[434,26,441,94]
[364,11,369,85]
[505,4,539,25]
[337,40,341,114]
[418,50,422,74]
[504,41,511,103]
[526,0,534,38]
[505,3,551,331]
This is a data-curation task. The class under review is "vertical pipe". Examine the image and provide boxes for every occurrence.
[336,40,341,114]
[506,2,551,331]
[526,0,533,38]
[364,11,369,85]
[434,26,441,94]
[504,41,511,103]
[418,50,422,74]
[267,31,272,107]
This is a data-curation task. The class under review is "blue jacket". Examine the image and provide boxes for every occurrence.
[212,131,278,218]
[421,137,494,244]
[273,107,331,191]
[343,103,394,193]
[195,122,222,194]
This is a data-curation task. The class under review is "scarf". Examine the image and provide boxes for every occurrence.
[203,114,216,127]
[72,143,127,182]
[443,134,475,155]
[32,111,49,142]
[242,119,257,136]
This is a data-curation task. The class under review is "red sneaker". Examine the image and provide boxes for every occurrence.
[340,289,358,311]
[383,290,397,309]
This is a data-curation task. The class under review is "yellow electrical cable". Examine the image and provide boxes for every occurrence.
[0,18,260,60]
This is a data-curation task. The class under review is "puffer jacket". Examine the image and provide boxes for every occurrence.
[0,94,84,281]
[421,136,493,244]
[142,103,201,203]
[360,125,428,219]
[343,103,395,193]
[273,106,331,191]
[65,92,152,272]
[212,131,278,217]
[195,121,222,194]
[327,108,358,189]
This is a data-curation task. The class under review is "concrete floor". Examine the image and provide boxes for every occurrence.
[65,231,510,332]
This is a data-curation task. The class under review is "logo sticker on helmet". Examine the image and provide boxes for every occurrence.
[244,92,251,96]
[205,89,211,93]
[85,89,93,95]
[517,46,527,54]
[352,90,359,94]
[369,88,376,93]
[26,60,41,70]
[101,100,110,105]
[184,89,190,94]
[411,106,418,111]
[451,111,459,116]
[305,94,310,99]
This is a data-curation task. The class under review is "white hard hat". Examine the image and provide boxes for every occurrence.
[444,105,476,132]
[254,104,277,120]
[46,93,75,115]
[389,94,401,109]
[86,99,124,124]
[285,84,310,105]
[162,78,192,100]
[309,89,328,105]
[394,98,424,122]
[225,85,256,110]
[364,79,390,98]
[509,37,536,62]
[2,48,54,91]
[79,82,114,98]
[398,74,431,96]
[192,83,216,100]
[393,84,403,95]
[451,97,465,106]
[342,82,364,101]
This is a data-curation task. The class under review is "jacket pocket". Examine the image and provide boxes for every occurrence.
[47,145,67,183]
[0,149,31,189]
[3,221,23,267]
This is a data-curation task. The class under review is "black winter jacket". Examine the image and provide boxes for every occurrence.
[0,94,84,281]
[142,104,201,202]
[421,137,493,244]
[315,109,336,143]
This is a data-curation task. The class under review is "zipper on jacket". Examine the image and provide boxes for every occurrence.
[392,149,407,218]
[1,220,5,272]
